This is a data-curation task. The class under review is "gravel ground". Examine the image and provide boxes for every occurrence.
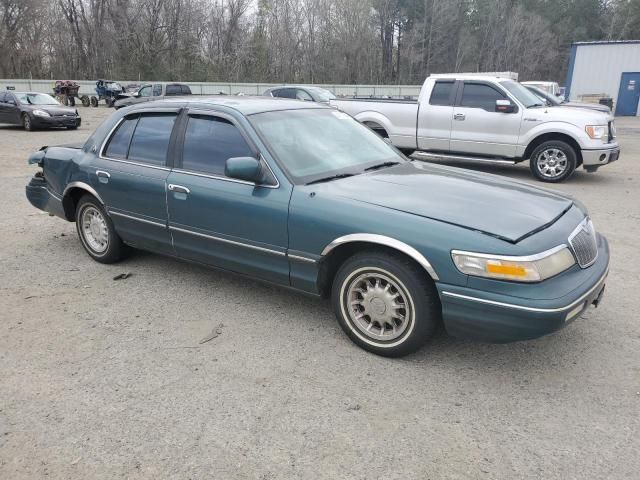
[1,107,638,480]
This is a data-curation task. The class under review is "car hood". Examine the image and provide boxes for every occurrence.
[534,105,613,123]
[316,162,575,243]
[23,104,76,115]
[563,101,611,113]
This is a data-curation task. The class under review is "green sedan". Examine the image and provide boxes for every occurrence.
[25,97,609,357]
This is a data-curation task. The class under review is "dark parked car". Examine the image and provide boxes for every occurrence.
[263,85,336,104]
[0,91,80,131]
[113,82,192,109]
[25,97,609,357]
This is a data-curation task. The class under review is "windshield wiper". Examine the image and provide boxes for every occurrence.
[528,103,545,108]
[306,173,355,185]
[364,161,400,172]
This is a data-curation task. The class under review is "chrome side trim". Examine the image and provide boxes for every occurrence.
[441,268,608,313]
[451,244,570,263]
[170,226,286,256]
[288,254,317,264]
[108,210,166,228]
[63,181,105,206]
[414,152,516,165]
[321,233,439,281]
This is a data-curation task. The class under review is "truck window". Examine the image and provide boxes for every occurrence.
[429,81,455,106]
[272,88,296,99]
[138,85,152,97]
[166,84,181,95]
[127,113,177,166]
[460,83,506,111]
[181,115,253,176]
[152,84,162,96]
[181,85,192,95]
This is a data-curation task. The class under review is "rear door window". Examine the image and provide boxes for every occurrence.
[295,89,313,101]
[429,81,455,106]
[166,84,181,95]
[181,115,253,176]
[152,84,162,96]
[127,114,177,166]
[272,88,296,99]
[460,83,506,111]
[104,116,138,159]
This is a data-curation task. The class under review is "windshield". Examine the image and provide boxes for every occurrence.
[15,93,60,105]
[309,87,336,102]
[527,86,560,106]
[500,80,544,108]
[249,109,404,183]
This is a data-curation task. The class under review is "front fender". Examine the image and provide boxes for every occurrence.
[519,121,590,153]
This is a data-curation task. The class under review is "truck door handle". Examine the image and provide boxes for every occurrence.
[453,113,466,121]
[96,170,110,183]
[168,184,190,194]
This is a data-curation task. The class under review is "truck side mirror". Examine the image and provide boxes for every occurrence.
[496,99,516,113]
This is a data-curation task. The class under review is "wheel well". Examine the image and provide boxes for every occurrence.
[524,133,583,166]
[62,188,94,221]
[363,122,389,138]
[316,241,435,298]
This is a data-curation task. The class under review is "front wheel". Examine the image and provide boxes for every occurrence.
[331,251,441,357]
[529,140,577,182]
[75,195,127,263]
[90,96,98,107]
[80,95,90,107]
[22,113,33,131]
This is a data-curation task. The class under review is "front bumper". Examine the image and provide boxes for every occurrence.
[30,114,81,129]
[437,234,610,343]
[581,144,619,171]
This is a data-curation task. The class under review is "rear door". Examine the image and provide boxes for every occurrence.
[89,110,178,255]
[450,81,522,157]
[166,109,291,285]
[417,80,456,152]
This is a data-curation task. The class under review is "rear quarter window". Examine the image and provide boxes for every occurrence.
[166,84,181,95]
[181,85,191,95]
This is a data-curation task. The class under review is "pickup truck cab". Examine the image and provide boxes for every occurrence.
[114,82,192,109]
[330,75,620,182]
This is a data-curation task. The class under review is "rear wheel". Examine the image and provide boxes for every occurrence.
[69,96,76,107]
[529,140,577,183]
[331,251,441,357]
[105,97,114,108]
[80,95,90,107]
[90,96,99,107]
[75,195,126,263]
[22,113,33,131]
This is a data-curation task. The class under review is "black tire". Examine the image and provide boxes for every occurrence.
[331,251,441,357]
[90,96,99,107]
[105,97,113,108]
[75,195,126,264]
[22,113,33,131]
[81,95,90,107]
[69,96,76,107]
[529,140,577,183]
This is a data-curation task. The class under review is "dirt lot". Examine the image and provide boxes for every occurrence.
[1,107,638,479]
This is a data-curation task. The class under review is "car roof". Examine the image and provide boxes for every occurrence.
[132,95,329,115]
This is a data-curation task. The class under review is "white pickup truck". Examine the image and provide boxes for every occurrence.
[330,75,620,182]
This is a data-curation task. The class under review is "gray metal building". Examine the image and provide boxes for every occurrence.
[565,40,640,116]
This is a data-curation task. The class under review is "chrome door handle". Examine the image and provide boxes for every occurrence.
[96,170,111,178]
[453,113,466,121]
[168,184,190,194]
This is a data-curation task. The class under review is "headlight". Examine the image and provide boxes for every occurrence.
[585,125,607,139]
[32,109,50,117]
[451,246,576,282]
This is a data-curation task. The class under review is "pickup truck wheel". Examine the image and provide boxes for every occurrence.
[332,251,441,357]
[530,140,577,182]
[75,195,126,263]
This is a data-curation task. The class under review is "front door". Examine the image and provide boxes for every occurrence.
[615,72,640,116]
[89,110,178,255]
[450,81,523,157]
[166,110,291,285]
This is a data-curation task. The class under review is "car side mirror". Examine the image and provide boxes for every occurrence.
[225,156,261,183]
[496,99,516,113]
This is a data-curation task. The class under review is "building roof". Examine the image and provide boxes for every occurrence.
[573,40,640,46]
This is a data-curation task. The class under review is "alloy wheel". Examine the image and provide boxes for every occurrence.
[536,148,568,179]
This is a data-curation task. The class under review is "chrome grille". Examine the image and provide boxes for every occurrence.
[569,218,598,268]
